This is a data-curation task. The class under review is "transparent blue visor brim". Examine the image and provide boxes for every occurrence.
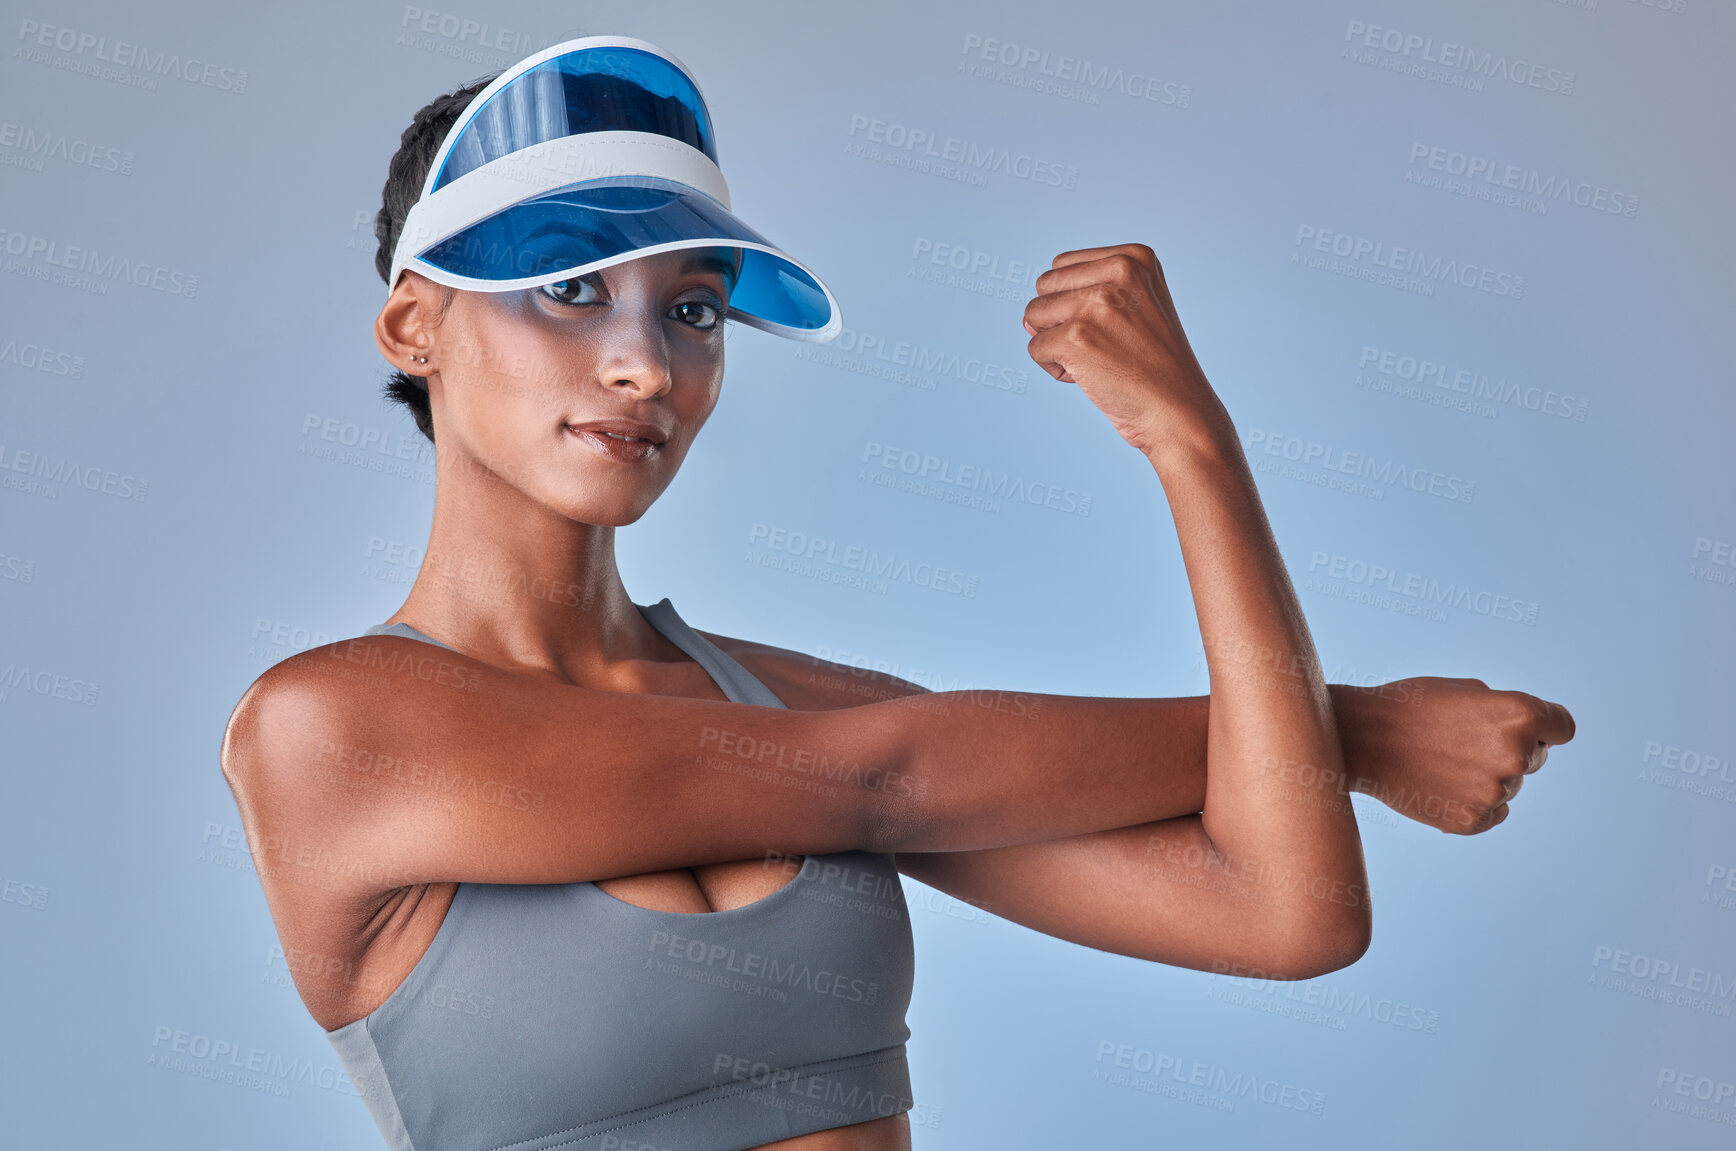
[433,46,717,191]
[412,180,833,333]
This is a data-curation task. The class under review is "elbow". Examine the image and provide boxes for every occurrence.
[1309,912,1373,977]
[1250,906,1373,981]
[853,774,936,854]
[847,702,940,855]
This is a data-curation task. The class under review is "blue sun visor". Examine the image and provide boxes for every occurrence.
[416,177,831,333]
[386,36,840,341]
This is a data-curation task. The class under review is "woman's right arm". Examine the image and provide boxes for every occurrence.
[219,640,1217,893]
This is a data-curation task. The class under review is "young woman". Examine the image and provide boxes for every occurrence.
[219,36,1573,1151]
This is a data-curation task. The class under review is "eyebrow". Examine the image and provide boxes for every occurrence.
[681,249,740,291]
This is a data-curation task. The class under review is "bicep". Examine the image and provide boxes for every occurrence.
[233,637,901,892]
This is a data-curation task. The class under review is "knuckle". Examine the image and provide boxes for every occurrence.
[1496,690,1537,728]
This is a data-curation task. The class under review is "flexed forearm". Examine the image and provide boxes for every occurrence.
[1008,243,1370,971]
[856,456,1369,968]
[856,677,1487,849]
[1153,432,1370,964]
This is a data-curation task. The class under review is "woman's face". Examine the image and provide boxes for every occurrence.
[420,246,737,527]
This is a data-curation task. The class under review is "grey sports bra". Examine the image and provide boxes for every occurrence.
[324,598,917,1151]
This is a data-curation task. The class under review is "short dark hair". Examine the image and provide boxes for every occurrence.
[374,77,747,446]
[373,72,500,445]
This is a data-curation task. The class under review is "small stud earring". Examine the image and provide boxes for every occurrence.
[412,355,427,364]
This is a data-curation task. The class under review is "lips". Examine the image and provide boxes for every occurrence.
[563,419,669,445]
[563,419,670,464]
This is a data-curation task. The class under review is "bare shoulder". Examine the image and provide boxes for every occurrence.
[220,649,311,789]
[219,639,375,788]
[217,643,371,877]
[692,628,933,711]
[219,633,460,834]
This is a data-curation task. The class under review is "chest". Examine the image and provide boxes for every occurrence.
[593,855,808,913]
[325,853,917,1151]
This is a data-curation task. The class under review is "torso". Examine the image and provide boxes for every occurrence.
[259,624,916,1151]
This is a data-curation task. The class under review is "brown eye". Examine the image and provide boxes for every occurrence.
[671,299,721,330]
[537,277,600,305]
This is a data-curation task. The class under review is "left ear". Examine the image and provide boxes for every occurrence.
[375,272,443,374]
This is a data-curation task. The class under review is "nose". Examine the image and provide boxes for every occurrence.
[589,301,674,399]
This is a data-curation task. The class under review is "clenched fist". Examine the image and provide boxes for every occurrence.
[1022,243,1229,461]
[1335,677,1577,835]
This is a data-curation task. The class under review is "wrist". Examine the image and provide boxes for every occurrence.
[1327,683,1380,794]
[1140,403,1241,478]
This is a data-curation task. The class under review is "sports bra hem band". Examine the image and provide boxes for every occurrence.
[479,1046,911,1151]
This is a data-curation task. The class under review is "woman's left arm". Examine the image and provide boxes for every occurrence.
[707,642,1568,974]
[891,675,1569,972]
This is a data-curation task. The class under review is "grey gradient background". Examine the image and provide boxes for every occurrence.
[1,0,1732,1147]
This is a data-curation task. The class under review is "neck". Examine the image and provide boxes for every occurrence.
[386,455,668,682]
